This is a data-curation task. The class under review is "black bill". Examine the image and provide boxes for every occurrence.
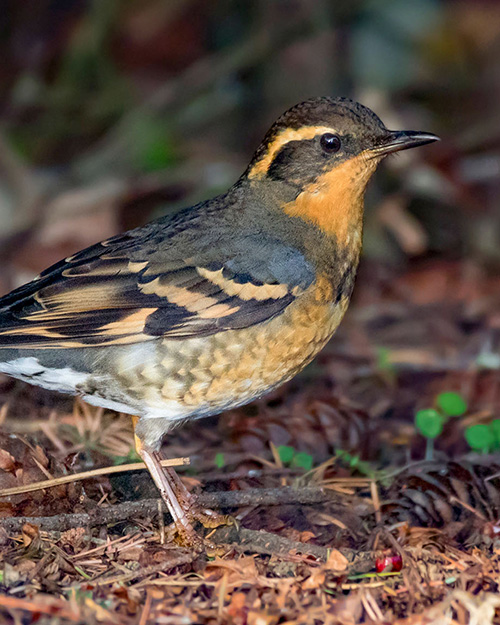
[370,130,440,157]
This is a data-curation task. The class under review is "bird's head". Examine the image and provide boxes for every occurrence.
[245,97,438,248]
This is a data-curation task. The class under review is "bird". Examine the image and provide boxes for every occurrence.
[0,97,438,551]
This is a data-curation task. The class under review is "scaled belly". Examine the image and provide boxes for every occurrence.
[110,290,348,420]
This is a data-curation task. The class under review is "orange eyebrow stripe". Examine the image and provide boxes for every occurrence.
[248,125,337,179]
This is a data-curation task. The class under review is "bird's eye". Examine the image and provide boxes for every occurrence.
[320,133,341,154]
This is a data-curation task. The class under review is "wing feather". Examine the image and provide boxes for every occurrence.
[0,227,314,348]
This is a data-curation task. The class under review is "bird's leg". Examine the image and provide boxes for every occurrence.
[163,465,234,529]
[131,417,204,551]
[131,417,232,553]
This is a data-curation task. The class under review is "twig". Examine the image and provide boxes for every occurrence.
[0,487,340,532]
[200,486,340,508]
[138,590,153,625]
[211,525,375,571]
[0,457,190,498]
[0,594,80,621]
[91,550,197,586]
[370,480,382,524]
[200,466,302,483]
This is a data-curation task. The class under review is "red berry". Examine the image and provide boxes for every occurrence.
[375,554,403,573]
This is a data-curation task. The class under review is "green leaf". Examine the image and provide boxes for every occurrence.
[214,452,225,469]
[465,424,495,452]
[335,448,349,460]
[349,454,360,468]
[131,114,177,172]
[415,409,443,439]
[277,445,295,465]
[375,347,395,375]
[74,565,92,580]
[291,451,314,472]
[142,138,175,172]
[491,420,500,448]
[112,448,140,465]
[436,392,467,417]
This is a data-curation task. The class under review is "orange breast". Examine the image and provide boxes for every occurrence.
[115,279,350,417]
[282,153,376,248]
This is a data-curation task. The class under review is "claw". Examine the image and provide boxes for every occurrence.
[161,461,235,530]
[204,540,232,557]
[166,521,231,556]
[189,506,235,530]
[133,420,233,554]
[170,522,207,554]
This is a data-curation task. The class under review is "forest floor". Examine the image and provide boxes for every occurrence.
[0,257,500,624]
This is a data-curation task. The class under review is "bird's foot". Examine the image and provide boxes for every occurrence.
[135,445,234,555]
[166,520,230,556]
[187,502,237,531]
[175,493,236,555]
[164,465,236,530]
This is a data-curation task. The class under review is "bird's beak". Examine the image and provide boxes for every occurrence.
[369,130,440,157]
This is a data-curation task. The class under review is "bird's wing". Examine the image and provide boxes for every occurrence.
[0,225,314,348]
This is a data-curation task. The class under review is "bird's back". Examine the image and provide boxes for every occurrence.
[0,188,345,430]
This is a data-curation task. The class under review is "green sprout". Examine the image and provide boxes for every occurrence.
[277,445,295,465]
[375,346,396,381]
[112,448,141,465]
[415,408,444,462]
[214,452,225,469]
[465,419,500,454]
[276,445,314,472]
[436,392,467,417]
[335,449,376,478]
[491,419,500,444]
[291,451,314,472]
[415,391,467,460]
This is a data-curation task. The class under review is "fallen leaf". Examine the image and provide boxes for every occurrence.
[21,523,39,547]
[302,570,325,589]
[0,449,16,473]
[299,530,316,543]
[248,611,280,625]
[324,548,349,572]
[226,591,247,619]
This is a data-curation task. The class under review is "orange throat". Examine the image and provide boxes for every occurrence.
[282,154,378,248]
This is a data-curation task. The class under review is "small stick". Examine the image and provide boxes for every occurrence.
[91,551,197,586]
[215,525,332,560]
[138,590,153,625]
[370,480,382,524]
[211,525,375,572]
[0,457,190,498]
[0,595,80,621]
[0,487,341,532]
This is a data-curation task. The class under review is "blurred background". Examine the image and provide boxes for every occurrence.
[0,0,499,281]
[1,0,500,457]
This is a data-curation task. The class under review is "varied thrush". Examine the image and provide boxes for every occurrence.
[0,97,438,550]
